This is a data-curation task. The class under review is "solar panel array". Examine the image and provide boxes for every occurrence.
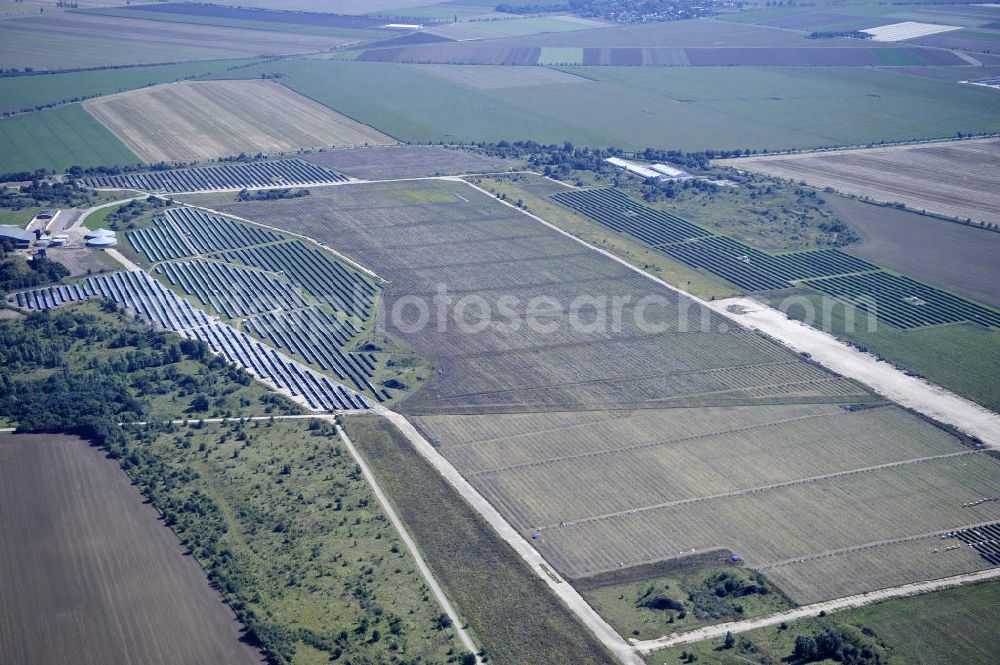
[553,188,877,291]
[244,307,385,399]
[10,272,369,412]
[79,159,348,193]
[126,208,284,262]
[218,240,378,319]
[947,522,1000,566]
[552,187,1000,329]
[154,259,309,319]
[803,272,1000,329]
[119,205,387,401]
[553,187,710,245]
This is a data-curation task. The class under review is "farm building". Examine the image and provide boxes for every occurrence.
[605,157,691,180]
[35,209,57,220]
[0,225,33,248]
[84,228,117,248]
[649,163,691,180]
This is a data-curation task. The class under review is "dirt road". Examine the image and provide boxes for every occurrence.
[376,409,646,665]
[709,297,1000,448]
[335,423,482,662]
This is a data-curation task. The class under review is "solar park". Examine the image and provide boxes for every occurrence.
[553,188,1000,329]
[120,205,387,401]
[9,272,368,412]
[79,158,348,193]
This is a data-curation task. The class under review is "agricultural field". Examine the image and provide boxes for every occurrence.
[469,173,743,300]
[0,11,359,72]
[721,138,1000,227]
[410,402,999,596]
[0,58,262,115]
[83,80,395,164]
[415,63,594,90]
[0,434,264,665]
[724,1,1000,33]
[224,58,1000,151]
[302,145,520,179]
[80,2,395,39]
[425,15,605,40]
[0,104,139,175]
[360,42,963,67]
[191,178,1000,607]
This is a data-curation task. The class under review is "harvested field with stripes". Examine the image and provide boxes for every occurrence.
[80,158,347,193]
[720,138,1000,227]
[301,145,520,180]
[0,434,265,665]
[0,10,353,71]
[83,80,396,163]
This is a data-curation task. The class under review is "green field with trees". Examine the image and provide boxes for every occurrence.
[0,304,474,664]
[649,579,1000,665]
[583,566,793,641]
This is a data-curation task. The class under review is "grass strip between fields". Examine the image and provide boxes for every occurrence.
[343,414,621,665]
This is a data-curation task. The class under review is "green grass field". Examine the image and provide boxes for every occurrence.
[344,415,620,665]
[649,579,1000,665]
[0,58,262,114]
[224,59,1000,151]
[78,6,388,39]
[583,566,793,641]
[0,104,139,175]
[0,208,37,227]
[138,419,465,664]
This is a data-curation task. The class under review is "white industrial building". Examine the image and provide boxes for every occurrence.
[605,157,691,181]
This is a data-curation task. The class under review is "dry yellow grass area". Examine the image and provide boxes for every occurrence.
[83,79,396,163]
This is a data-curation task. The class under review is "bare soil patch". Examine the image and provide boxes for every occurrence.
[0,433,262,665]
